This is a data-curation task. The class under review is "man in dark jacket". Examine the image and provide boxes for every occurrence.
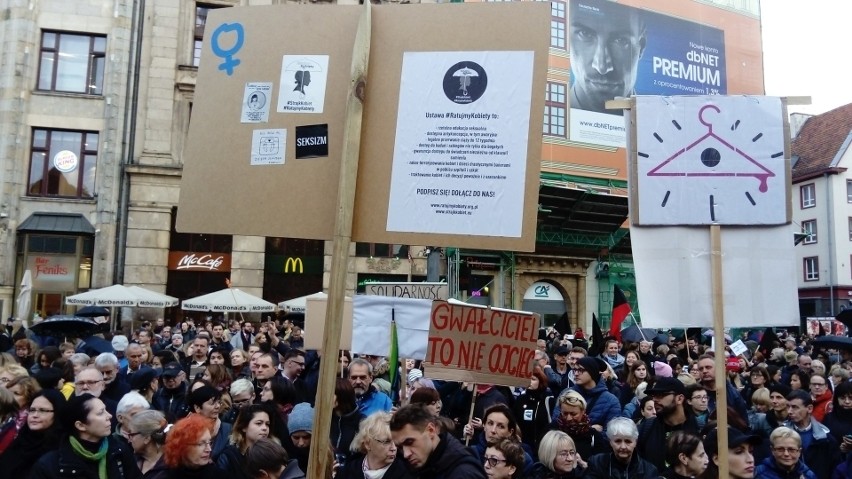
[151,362,189,423]
[637,377,700,470]
[390,403,486,479]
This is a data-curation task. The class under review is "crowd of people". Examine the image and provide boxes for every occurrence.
[0,316,851,479]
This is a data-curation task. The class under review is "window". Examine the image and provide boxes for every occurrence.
[194,4,229,66]
[551,1,566,49]
[28,129,98,198]
[800,183,815,208]
[801,219,817,244]
[847,180,852,202]
[37,31,106,95]
[544,82,566,137]
[804,257,819,281]
[355,243,407,258]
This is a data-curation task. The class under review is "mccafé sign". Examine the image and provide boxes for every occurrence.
[168,252,231,272]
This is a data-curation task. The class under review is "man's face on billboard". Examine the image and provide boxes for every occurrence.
[569,1,645,111]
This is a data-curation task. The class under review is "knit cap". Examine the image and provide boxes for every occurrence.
[576,356,603,383]
[653,361,673,378]
[288,402,315,435]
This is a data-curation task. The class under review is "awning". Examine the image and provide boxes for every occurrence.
[18,212,95,235]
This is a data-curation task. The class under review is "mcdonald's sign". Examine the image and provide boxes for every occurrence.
[284,257,303,274]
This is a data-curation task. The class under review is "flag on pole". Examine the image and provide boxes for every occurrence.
[818,321,828,337]
[589,313,605,357]
[609,285,631,341]
[757,327,780,356]
[388,317,399,387]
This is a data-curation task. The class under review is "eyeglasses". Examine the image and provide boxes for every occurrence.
[76,380,103,387]
[772,446,801,454]
[28,408,54,414]
[690,395,709,401]
[811,382,826,387]
[289,360,306,367]
[0,378,9,383]
[562,395,584,405]
[126,432,142,439]
[194,440,214,448]
[484,456,507,467]
[573,367,586,374]
[557,450,577,459]
[371,437,394,447]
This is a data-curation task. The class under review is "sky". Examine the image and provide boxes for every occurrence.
[761,1,852,116]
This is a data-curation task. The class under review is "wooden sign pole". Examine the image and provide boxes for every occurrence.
[710,224,729,479]
[307,3,371,478]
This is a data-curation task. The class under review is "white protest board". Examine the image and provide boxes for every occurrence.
[351,295,431,360]
[365,282,449,300]
[730,339,748,357]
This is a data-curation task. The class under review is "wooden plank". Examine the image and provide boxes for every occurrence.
[710,224,729,479]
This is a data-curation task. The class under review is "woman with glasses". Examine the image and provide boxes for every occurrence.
[660,431,707,479]
[0,389,66,477]
[337,411,414,479]
[551,389,606,462]
[30,393,140,479]
[188,385,233,461]
[809,373,832,422]
[483,438,525,479]
[528,430,585,479]
[217,404,278,479]
[162,415,228,479]
[128,409,168,479]
[684,384,710,431]
[753,427,816,479]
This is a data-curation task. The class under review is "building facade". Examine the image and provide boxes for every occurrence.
[1,0,763,334]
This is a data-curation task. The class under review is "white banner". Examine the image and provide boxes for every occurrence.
[351,295,432,360]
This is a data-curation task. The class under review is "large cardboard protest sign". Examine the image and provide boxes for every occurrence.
[303,295,353,351]
[177,3,549,252]
[423,300,539,388]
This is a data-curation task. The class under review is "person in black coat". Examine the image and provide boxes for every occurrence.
[245,438,305,479]
[337,411,414,479]
[823,380,852,447]
[584,417,658,479]
[162,415,229,479]
[389,403,486,479]
[217,405,278,479]
[513,365,555,456]
[331,378,364,466]
[527,430,586,479]
[0,389,67,478]
[30,393,141,479]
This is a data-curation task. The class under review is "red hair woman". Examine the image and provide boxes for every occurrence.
[163,415,229,479]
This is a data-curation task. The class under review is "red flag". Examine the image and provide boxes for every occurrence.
[609,285,631,341]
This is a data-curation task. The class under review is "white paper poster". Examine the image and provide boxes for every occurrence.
[277,55,329,114]
[250,129,285,165]
[241,82,272,123]
[630,224,799,328]
[633,96,787,225]
[351,295,432,360]
[386,51,534,237]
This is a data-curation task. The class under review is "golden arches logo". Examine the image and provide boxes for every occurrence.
[284,257,303,273]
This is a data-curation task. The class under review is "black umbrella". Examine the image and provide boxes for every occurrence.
[30,315,101,338]
[74,306,111,318]
[812,335,852,351]
[836,309,852,329]
[620,325,657,343]
[76,335,114,356]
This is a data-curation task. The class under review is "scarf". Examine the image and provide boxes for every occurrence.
[69,436,109,479]
[556,412,591,437]
[362,456,392,479]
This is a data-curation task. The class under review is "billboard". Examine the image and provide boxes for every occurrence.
[545,0,763,179]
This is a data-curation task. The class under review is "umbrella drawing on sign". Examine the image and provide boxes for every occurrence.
[15,270,32,322]
[30,315,101,338]
[453,67,478,96]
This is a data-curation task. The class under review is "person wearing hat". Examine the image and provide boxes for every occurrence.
[702,426,761,479]
[567,356,621,432]
[636,377,700,471]
[130,366,161,404]
[286,402,314,474]
[767,383,792,429]
[112,335,130,369]
[152,362,190,423]
[544,345,574,397]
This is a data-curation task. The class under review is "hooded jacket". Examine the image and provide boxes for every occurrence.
[783,418,842,479]
[411,431,486,479]
[571,381,622,429]
[754,455,818,479]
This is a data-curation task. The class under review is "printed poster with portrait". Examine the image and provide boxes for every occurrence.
[567,0,727,148]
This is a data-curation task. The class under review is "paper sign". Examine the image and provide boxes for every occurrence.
[730,339,748,357]
[250,129,285,165]
[385,51,534,238]
[277,55,329,114]
[365,282,449,300]
[351,295,432,360]
[423,300,539,388]
[241,82,272,123]
[631,224,799,328]
[304,296,353,351]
